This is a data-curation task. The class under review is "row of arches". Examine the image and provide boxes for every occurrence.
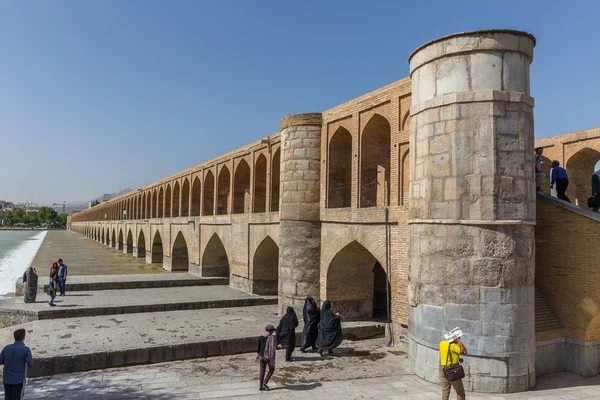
[327,113,410,209]
[77,223,391,320]
[73,149,281,222]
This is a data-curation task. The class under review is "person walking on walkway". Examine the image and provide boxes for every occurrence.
[57,258,68,296]
[439,334,468,400]
[550,160,571,202]
[48,270,58,306]
[300,296,320,353]
[535,147,545,191]
[318,300,343,356]
[0,328,33,400]
[256,324,278,391]
[276,306,298,361]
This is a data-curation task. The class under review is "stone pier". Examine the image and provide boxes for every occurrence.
[278,113,322,314]
[407,30,537,393]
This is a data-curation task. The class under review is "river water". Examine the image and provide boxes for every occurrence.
[0,230,47,297]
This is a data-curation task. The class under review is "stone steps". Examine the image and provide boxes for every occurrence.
[0,286,276,325]
[0,305,385,377]
[16,273,227,295]
[535,287,564,332]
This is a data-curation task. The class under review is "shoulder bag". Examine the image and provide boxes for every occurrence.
[443,341,465,382]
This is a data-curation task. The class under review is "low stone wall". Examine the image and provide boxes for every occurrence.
[536,338,600,377]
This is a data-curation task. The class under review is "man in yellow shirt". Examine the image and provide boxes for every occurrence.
[439,335,467,400]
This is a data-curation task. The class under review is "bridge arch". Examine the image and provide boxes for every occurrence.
[201,233,230,277]
[151,230,163,264]
[125,229,133,254]
[254,154,267,213]
[271,148,280,212]
[203,171,215,216]
[181,178,190,217]
[191,177,201,216]
[360,113,391,208]
[117,229,124,251]
[165,184,172,218]
[252,236,278,295]
[324,240,389,321]
[112,228,116,248]
[328,127,352,208]
[173,181,181,217]
[217,166,231,215]
[152,189,157,218]
[233,159,251,214]
[137,230,146,258]
[171,232,189,271]
[566,148,600,206]
[101,229,105,244]
[105,228,110,245]
[158,187,164,218]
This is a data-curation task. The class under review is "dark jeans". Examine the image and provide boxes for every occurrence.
[58,278,66,295]
[285,346,293,361]
[259,357,274,387]
[3,382,24,400]
[555,178,571,202]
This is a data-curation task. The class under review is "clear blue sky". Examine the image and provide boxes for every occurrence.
[1,0,599,206]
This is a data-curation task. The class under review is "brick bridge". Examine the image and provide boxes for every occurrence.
[69,29,600,392]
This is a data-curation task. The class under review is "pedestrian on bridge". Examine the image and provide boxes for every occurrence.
[550,160,571,202]
[57,258,68,296]
[276,306,298,361]
[0,328,33,400]
[256,324,278,391]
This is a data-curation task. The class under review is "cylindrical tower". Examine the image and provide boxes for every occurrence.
[408,30,536,393]
[278,113,322,314]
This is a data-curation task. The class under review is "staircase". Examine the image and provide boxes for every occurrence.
[535,286,564,332]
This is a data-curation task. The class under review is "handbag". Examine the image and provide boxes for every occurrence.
[443,341,465,382]
[588,196,600,208]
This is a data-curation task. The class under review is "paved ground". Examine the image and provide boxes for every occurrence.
[31,231,165,275]
[4,339,600,399]
[1,286,275,317]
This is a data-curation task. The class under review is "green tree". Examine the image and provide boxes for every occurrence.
[57,213,68,227]
[37,206,58,224]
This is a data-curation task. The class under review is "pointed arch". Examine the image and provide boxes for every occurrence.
[101,229,105,244]
[233,160,251,214]
[271,148,280,212]
[191,177,201,216]
[165,184,172,218]
[254,154,267,213]
[401,110,410,131]
[360,113,391,208]
[105,228,110,245]
[203,171,215,216]
[173,181,181,217]
[158,187,164,218]
[145,192,150,219]
[328,127,352,208]
[125,229,134,254]
[152,189,157,218]
[171,232,189,271]
[252,236,278,295]
[138,195,142,219]
[112,228,116,248]
[151,231,163,264]
[181,178,190,217]
[217,166,231,215]
[201,233,229,277]
[400,149,410,206]
[137,230,146,258]
[566,148,600,205]
[325,240,388,320]
[117,229,124,251]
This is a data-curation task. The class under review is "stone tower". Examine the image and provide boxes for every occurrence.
[407,30,536,393]
[278,113,323,314]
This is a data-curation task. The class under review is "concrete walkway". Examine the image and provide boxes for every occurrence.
[0,305,383,377]
[7,339,600,399]
[31,231,165,276]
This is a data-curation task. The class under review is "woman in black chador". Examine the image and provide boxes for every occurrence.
[276,306,298,361]
[299,296,320,352]
[318,300,343,356]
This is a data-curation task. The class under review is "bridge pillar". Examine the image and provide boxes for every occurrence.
[408,30,536,393]
[278,113,322,314]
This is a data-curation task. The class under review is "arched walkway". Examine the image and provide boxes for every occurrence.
[325,240,389,320]
[101,229,105,244]
[566,148,600,206]
[126,230,134,254]
[171,232,189,271]
[203,171,215,216]
[117,229,123,251]
[173,182,180,217]
[252,236,278,295]
[158,187,164,218]
[201,234,230,277]
[360,114,391,207]
[152,189,157,218]
[328,127,352,208]
[181,178,190,217]
[112,229,116,248]
[217,167,231,215]
[151,231,163,264]
[233,160,250,214]
[191,177,201,216]
[137,230,146,259]
[271,148,280,212]
[254,154,267,213]
[165,184,172,218]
